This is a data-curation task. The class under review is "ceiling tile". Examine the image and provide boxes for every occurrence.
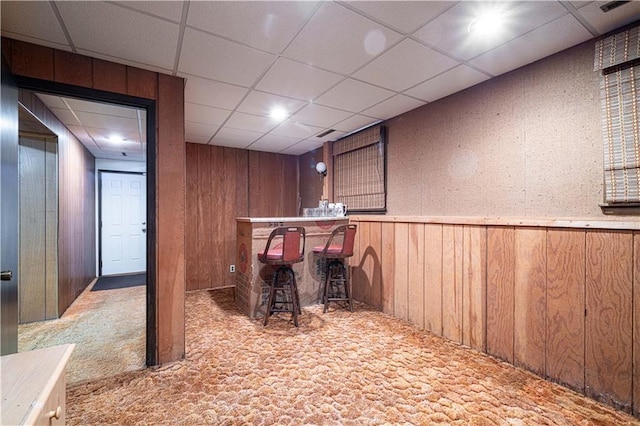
[248,133,301,153]
[405,65,490,102]
[113,1,185,23]
[353,39,459,92]
[574,1,640,34]
[270,121,324,139]
[343,1,455,34]
[65,98,138,118]
[75,112,139,133]
[283,2,402,75]
[225,112,279,133]
[185,103,231,126]
[47,108,81,127]
[469,14,593,77]
[0,1,68,46]
[185,121,218,144]
[57,1,180,70]
[183,76,248,110]
[315,79,395,113]
[290,104,353,128]
[212,127,262,149]
[86,126,140,145]
[255,58,343,101]
[36,94,68,110]
[178,27,275,86]
[414,1,567,61]
[65,125,95,145]
[332,114,380,133]
[187,1,319,53]
[280,139,325,155]
[361,94,425,120]
[236,91,307,117]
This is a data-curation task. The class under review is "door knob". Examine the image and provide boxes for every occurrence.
[1,270,13,281]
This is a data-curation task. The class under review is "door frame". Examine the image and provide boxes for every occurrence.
[14,75,158,366]
[98,170,147,277]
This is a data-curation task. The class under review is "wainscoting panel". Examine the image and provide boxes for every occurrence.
[349,216,640,416]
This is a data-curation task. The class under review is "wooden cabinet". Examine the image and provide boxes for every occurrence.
[1,344,74,425]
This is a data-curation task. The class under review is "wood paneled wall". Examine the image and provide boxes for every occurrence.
[5,38,186,365]
[185,143,298,291]
[18,136,58,323]
[349,216,640,416]
[18,92,95,318]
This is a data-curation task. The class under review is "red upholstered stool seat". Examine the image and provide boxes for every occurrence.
[313,224,357,313]
[258,227,305,327]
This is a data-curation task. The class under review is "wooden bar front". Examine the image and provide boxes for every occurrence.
[235,217,349,319]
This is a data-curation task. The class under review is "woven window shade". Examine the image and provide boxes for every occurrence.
[333,125,386,211]
[601,67,640,203]
[594,25,640,71]
[596,25,640,204]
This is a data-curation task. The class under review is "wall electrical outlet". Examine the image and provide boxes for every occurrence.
[229,265,235,273]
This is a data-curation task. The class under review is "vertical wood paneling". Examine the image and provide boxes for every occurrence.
[185,144,199,291]
[634,232,640,417]
[196,144,213,290]
[546,229,585,392]
[514,228,547,375]
[355,221,372,305]
[407,223,425,329]
[424,224,443,336]
[92,59,127,94]
[394,223,409,321]
[236,151,249,217]
[487,227,515,363]
[127,67,157,99]
[442,225,463,343]
[54,50,92,88]
[19,94,95,317]
[369,222,383,310]
[44,140,58,319]
[223,147,239,286]
[156,73,185,364]
[380,222,395,314]
[11,40,53,80]
[585,231,633,410]
[19,138,46,323]
[462,225,486,351]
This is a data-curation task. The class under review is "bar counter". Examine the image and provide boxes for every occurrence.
[235,216,349,319]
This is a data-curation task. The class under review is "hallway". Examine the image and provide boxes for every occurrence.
[18,281,145,384]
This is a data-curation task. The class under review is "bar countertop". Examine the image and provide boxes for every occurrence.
[236,216,347,223]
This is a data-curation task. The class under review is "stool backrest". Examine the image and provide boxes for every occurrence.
[282,227,304,262]
[321,224,357,257]
[341,224,357,256]
[260,226,305,263]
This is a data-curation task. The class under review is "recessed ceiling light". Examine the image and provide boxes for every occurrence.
[269,107,288,122]
[468,9,509,36]
[109,134,125,144]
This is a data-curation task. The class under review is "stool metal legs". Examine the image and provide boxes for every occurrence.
[322,259,353,313]
[264,266,301,327]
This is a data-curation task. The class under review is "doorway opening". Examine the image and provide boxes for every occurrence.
[15,86,154,383]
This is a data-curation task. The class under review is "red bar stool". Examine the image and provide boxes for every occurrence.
[258,227,305,326]
[313,224,357,313]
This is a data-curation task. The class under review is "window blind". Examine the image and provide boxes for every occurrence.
[596,25,640,204]
[332,125,386,211]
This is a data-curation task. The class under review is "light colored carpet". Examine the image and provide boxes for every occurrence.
[18,281,146,384]
[66,287,639,425]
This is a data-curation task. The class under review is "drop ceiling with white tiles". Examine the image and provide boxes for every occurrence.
[2,1,640,159]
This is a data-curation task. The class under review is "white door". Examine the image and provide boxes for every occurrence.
[100,172,146,275]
